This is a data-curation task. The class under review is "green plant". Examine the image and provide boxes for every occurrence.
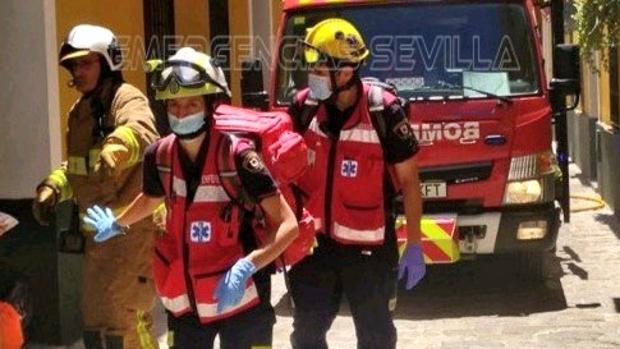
[574,0,620,70]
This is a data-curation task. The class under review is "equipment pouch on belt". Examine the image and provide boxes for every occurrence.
[56,201,85,254]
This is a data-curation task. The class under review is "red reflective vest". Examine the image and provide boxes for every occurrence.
[153,131,260,324]
[296,82,397,245]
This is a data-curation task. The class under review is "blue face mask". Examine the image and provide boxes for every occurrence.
[168,111,206,138]
[308,73,333,101]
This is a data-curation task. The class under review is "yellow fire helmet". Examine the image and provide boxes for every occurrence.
[146,47,232,100]
[303,18,369,67]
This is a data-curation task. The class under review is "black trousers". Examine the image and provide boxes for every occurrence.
[289,235,399,349]
[167,278,275,349]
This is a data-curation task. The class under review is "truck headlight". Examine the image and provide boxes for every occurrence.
[504,179,542,204]
[517,220,548,240]
[504,151,556,205]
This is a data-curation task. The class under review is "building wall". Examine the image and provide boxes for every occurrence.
[584,54,600,117]
[562,14,620,214]
[228,0,251,105]
[0,2,80,344]
[512,7,620,214]
[598,56,611,125]
[273,0,284,35]
[0,0,60,199]
[251,0,275,88]
[175,0,210,52]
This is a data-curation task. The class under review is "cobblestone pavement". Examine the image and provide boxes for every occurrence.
[270,165,620,348]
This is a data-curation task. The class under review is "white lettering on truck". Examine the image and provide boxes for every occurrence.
[412,122,480,145]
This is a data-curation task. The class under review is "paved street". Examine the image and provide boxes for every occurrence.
[270,165,620,348]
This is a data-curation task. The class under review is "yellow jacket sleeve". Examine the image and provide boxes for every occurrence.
[107,84,160,169]
[41,162,73,202]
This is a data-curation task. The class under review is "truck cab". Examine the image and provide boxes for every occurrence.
[243,0,581,278]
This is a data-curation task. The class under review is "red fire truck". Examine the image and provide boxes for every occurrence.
[242,0,581,279]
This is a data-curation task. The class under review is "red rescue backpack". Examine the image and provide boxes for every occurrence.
[213,104,316,269]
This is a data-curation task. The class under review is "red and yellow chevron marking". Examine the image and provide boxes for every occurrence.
[284,0,388,10]
[396,215,460,264]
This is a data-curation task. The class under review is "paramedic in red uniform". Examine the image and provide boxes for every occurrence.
[83,47,298,349]
[287,18,426,349]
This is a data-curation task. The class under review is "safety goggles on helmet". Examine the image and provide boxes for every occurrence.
[151,60,228,94]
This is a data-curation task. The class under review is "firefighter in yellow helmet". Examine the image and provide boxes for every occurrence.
[288,18,425,349]
[32,24,160,349]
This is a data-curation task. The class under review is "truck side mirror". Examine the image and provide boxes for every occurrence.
[241,59,269,111]
[549,44,581,112]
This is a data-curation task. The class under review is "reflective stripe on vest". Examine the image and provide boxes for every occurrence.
[172,177,186,197]
[196,282,258,319]
[67,148,102,176]
[333,222,385,244]
[67,157,87,176]
[172,177,230,203]
[161,293,191,315]
[195,185,230,203]
[307,119,328,138]
[307,119,381,145]
[340,128,381,144]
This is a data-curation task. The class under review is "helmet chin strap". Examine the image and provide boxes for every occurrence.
[326,69,359,103]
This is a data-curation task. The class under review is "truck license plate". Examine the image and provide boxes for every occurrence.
[421,182,447,198]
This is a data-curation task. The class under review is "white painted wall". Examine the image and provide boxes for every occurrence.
[0,0,60,199]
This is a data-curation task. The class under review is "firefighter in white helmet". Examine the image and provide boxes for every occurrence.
[32,24,160,349]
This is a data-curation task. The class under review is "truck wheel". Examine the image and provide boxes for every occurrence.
[515,251,547,282]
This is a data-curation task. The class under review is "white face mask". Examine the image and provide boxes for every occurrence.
[308,73,333,101]
[167,111,206,138]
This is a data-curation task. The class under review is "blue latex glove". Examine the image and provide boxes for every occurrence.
[398,243,426,290]
[83,205,124,242]
[215,258,257,313]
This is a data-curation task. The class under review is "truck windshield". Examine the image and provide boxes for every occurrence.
[275,2,540,104]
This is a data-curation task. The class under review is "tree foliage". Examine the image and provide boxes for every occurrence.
[574,0,620,70]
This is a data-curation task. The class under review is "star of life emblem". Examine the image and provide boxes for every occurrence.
[190,221,212,243]
[341,159,358,178]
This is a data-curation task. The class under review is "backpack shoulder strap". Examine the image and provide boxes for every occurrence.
[215,133,257,211]
[367,84,388,140]
[155,135,176,197]
[215,133,265,241]
[295,89,320,134]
